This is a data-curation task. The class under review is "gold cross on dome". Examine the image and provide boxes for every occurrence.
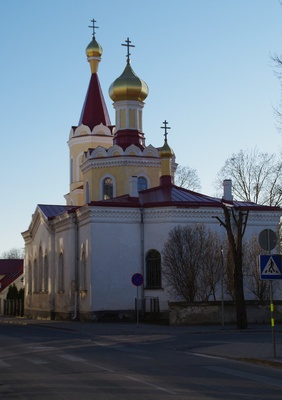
[122,37,135,64]
[161,120,171,142]
[89,18,99,39]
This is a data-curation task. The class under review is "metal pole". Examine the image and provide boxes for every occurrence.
[221,247,225,328]
[270,281,276,358]
[136,286,139,327]
[267,230,276,359]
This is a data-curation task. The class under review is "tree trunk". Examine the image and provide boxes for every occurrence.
[234,258,248,329]
[221,207,248,329]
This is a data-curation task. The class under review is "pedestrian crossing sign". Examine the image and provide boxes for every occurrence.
[259,255,282,280]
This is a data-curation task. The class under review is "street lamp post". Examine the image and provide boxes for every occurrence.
[221,247,225,328]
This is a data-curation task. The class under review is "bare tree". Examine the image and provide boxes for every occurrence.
[216,149,282,206]
[271,52,282,131]
[162,224,222,302]
[174,165,201,191]
[1,248,24,259]
[214,205,249,329]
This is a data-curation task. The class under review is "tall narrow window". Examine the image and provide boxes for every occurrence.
[103,178,113,199]
[43,255,49,292]
[28,261,32,294]
[146,250,161,288]
[138,176,147,191]
[85,181,90,203]
[33,259,38,293]
[58,253,64,292]
[70,158,74,184]
[80,251,87,291]
[38,247,43,292]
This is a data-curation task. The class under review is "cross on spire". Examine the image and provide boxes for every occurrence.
[122,37,135,64]
[89,18,99,39]
[161,120,171,143]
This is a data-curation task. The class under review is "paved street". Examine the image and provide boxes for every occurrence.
[0,319,282,399]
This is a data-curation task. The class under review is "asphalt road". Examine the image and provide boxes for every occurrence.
[0,322,282,399]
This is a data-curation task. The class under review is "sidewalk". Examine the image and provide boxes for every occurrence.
[1,316,282,368]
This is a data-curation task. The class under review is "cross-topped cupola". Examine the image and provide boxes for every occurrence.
[122,37,135,64]
[88,18,99,39]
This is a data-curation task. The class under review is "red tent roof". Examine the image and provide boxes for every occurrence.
[78,73,111,130]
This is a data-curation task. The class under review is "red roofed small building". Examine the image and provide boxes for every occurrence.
[0,259,24,315]
[22,25,281,321]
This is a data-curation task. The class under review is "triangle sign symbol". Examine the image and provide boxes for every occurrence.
[261,256,282,275]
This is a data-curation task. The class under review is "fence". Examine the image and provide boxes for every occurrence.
[135,296,160,321]
[4,299,24,317]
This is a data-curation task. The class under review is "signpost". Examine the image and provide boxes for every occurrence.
[259,255,282,280]
[258,229,280,359]
[259,229,277,252]
[131,273,144,326]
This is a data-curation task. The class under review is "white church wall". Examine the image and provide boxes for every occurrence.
[77,207,143,313]
[24,212,54,317]
[53,216,77,318]
[142,207,226,310]
[91,221,141,311]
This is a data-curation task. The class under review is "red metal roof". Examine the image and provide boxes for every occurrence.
[38,185,281,217]
[0,259,23,292]
[139,184,222,208]
[78,73,111,130]
[38,204,78,219]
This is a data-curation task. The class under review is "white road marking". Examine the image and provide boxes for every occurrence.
[26,357,49,365]
[59,354,86,362]
[191,352,225,360]
[85,362,115,373]
[126,375,177,395]
[0,360,11,367]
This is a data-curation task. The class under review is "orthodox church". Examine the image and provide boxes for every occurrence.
[22,23,281,321]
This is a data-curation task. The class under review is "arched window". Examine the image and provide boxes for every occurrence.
[38,247,43,292]
[85,181,90,203]
[138,176,147,191]
[103,177,113,199]
[146,250,161,288]
[28,261,32,294]
[70,158,74,184]
[58,253,64,292]
[33,259,38,293]
[80,250,87,291]
[43,255,49,292]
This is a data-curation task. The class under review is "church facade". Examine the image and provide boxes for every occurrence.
[22,26,281,321]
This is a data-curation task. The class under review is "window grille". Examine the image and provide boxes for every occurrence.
[103,178,113,199]
[146,250,161,288]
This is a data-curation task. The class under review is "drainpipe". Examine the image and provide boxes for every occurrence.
[140,208,145,300]
[50,223,56,320]
[73,213,79,320]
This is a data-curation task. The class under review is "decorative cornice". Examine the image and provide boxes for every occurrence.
[74,206,280,226]
[143,207,225,223]
[81,156,161,174]
[77,206,141,223]
[68,134,113,149]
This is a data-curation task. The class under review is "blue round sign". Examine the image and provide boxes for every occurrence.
[131,273,144,287]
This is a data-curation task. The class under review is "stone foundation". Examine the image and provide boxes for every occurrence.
[168,301,282,325]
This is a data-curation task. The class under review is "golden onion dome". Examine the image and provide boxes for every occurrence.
[109,63,148,102]
[86,37,103,58]
[86,37,103,74]
[159,140,174,158]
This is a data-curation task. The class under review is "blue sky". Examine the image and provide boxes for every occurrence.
[1,0,282,254]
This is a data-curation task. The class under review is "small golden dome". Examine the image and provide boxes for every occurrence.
[109,63,148,102]
[86,38,103,58]
[159,141,174,158]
